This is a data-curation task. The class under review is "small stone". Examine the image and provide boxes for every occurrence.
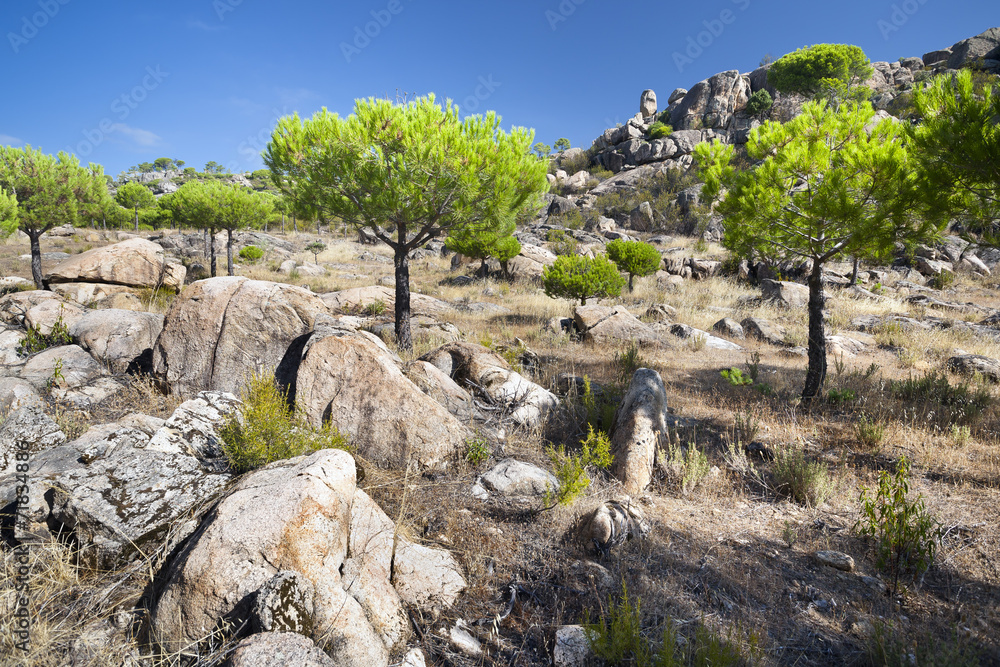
[554,624,591,667]
[448,620,483,657]
[814,550,855,572]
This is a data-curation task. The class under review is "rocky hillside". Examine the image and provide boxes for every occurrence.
[1,26,1000,667]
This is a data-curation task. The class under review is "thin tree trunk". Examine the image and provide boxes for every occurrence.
[102,214,106,231]
[292,215,298,233]
[802,260,828,403]
[134,207,139,232]
[226,228,234,276]
[281,213,285,234]
[393,220,413,351]
[210,228,217,277]
[849,256,860,286]
[204,228,210,258]
[28,230,45,290]
[628,273,635,292]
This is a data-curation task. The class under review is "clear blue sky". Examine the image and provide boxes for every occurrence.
[1,0,995,177]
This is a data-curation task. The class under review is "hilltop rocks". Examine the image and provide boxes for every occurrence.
[669,70,750,131]
[923,27,1000,70]
[610,369,669,493]
[283,326,471,468]
[640,89,657,118]
[44,238,186,291]
[0,404,65,475]
[20,345,103,391]
[153,278,327,398]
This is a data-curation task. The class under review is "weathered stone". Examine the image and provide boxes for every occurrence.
[227,633,337,667]
[581,499,649,553]
[24,299,88,335]
[814,550,855,572]
[610,369,668,493]
[403,360,474,420]
[474,365,559,427]
[713,317,744,339]
[70,309,164,374]
[151,450,386,667]
[947,354,1000,383]
[393,536,467,612]
[153,277,328,398]
[251,571,316,635]
[50,282,139,306]
[761,279,809,308]
[480,459,558,498]
[45,238,186,290]
[669,70,749,130]
[668,324,742,350]
[916,257,953,277]
[0,404,65,475]
[145,391,241,463]
[0,290,62,326]
[554,625,591,667]
[639,89,657,118]
[20,345,103,391]
[575,305,661,346]
[741,317,788,346]
[0,377,41,412]
[286,327,471,468]
[0,328,26,365]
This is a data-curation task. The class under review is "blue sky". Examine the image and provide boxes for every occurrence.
[1,0,995,177]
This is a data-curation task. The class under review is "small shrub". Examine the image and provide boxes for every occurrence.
[238,244,264,263]
[17,313,73,356]
[220,370,349,473]
[647,121,673,139]
[772,444,832,506]
[950,424,971,447]
[721,367,753,386]
[663,440,711,494]
[929,269,955,290]
[733,407,760,445]
[746,351,762,383]
[854,413,886,451]
[827,387,856,405]
[546,424,613,506]
[866,620,982,667]
[463,436,490,466]
[890,371,993,426]
[688,332,707,352]
[364,299,387,317]
[855,456,941,592]
[613,342,646,386]
[542,254,626,306]
[546,228,579,255]
[745,88,773,116]
[579,376,620,435]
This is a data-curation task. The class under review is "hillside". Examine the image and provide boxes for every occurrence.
[1,27,1000,667]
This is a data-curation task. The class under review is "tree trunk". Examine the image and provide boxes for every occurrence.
[281,213,285,234]
[292,215,298,233]
[204,228,209,258]
[802,260,828,404]
[134,207,139,232]
[28,230,45,290]
[628,273,635,292]
[393,248,413,352]
[849,256,860,286]
[210,228,217,277]
[226,228,234,276]
[102,214,106,231]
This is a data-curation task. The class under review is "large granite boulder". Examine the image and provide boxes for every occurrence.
[70,309,164,374]
[153,277,328,398]
[44,238,186,291]
[669,69,750,131]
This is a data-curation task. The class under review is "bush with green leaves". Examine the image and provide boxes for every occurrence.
[545,228,579,255]
[720,367,752,386]
[890,370,993,426]
[578,376,620,435]
[463,436,490,466]
[605,239,661,291]
[855,456,940,593]
[238,244,264,263]
[546,424,613,506]
[647,121,672,139]
[17,313,72,356]
[612,342,647,386]
[219,370,349,473]
[745,88,773,116]
[767,43,873,96]
[304,241,326,262]
[542,254,626,306]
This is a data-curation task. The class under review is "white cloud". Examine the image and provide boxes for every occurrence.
[0,134,23,147]
[109,124,161,147]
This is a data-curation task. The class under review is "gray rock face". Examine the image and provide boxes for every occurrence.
[814,550,855,572]
[947,354,1000,383]
[741,317,788,346]
[480,459,558,497]
[761,279,809,308]
[0,404,65,476]
[227,633,336,667]
[251,571,316,635]
[20,345,104,391]
[923,27,1000,69]
[713,317,744,339]
[393,536,467,612]
[153,277,328,398]
[639,89,657,118]
[150,449,387,667]
[669,70,750,130]
[0,377,41,412]
[70,309,164,374]
[24,298,87,335]
[285,326,471,469]
[668,324,742,351]
[610,369,669,493]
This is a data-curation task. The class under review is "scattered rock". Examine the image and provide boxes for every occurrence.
[947,354,1000,383]
[761,279,809,308]
[814,550,855,572]
[669,323,742,350]
[554,625,591,667]
[610,369,668,493]
[741,317,788,347]
[0,404,65,475]
[448,620,483,658]
[713,317,744,339]
[393,536,467,612]
[20,345,104,391]
[581,499,649,554]
[70,309,164,374]
[480,459,558,498]
[226,632,337,667]
[320,285,451,318]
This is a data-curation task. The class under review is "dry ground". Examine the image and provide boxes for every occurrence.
[2,227,1000,666]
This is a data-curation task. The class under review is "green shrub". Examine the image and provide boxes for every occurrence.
[546,424,613,506]
[855,456,940,592]
[772,444,832,506]
[663,440,711,494]
[854,413,886,451]
[579,375,620,435]
[745,89,773,116]
[238,245,264,263]
[767,43,873,95]
[542,254,626,305]
[827,387,856,405]
[584,583,750,667]
[890,371,993,426]
[220,370,349,473]
[17,313,73,356]
[612,342,647,386]
[463,436,490,466]
[546,228,579,255]
[929,269,955,290]
[304,241,326,262]
[605,239,662,291]
[732,406,760,445]
[721,367,752,386]
[364,299,387,317]
[647,121,672,140]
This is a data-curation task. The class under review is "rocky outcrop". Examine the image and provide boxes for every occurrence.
[610,369,669,493]
[227,633,336,667]
[20,345,104,391]
[639,89,657,118]
[44,238,186,291]
[478,459,558,498]
[923,27,1000,71]
[947,354,1000,383]
[70,309,164,374]
[153,277,327,398]
[669,70,750,131]
[281,325,471,468]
